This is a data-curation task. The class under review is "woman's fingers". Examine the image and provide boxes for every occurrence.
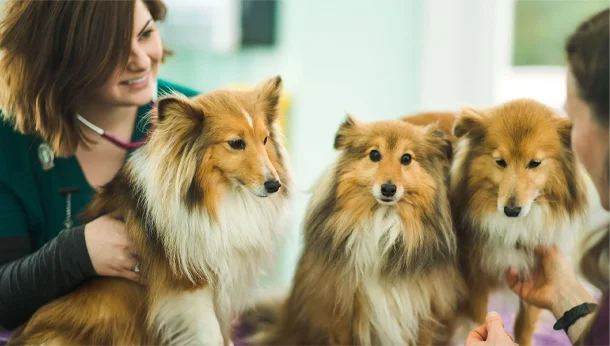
[117,252,143,283]
[506,268,524,295]
[121,253,139,272]
[465,324,488,343]
[121,270,141,283]
[485,311,506,337]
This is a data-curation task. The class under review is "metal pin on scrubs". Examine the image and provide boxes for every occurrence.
[59,187,80,229]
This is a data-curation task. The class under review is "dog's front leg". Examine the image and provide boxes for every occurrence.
[149,287,224,345]
[213,291,236,346]
[514,300,540,346]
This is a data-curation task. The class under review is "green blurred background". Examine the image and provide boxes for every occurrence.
[513,0,608,66]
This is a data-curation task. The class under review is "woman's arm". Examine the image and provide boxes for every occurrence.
[0,184,96,330]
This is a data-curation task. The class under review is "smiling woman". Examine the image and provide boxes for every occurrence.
[0,0,198,331]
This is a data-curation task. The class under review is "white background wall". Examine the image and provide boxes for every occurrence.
[160,0,425,286]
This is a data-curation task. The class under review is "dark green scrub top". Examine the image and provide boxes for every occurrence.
[0,79,199,251]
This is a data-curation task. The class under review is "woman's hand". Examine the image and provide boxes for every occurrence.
[84,215,141,283]
[465,311,516,346]
[507,247,597,343]
[506,247,594,316]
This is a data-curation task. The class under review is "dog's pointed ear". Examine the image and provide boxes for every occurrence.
[423,124,453,161]
[156,94,202,124]
[334,114,362,150]
[257,75,283,124]
[453,107,486,139]
[556,117,573,149]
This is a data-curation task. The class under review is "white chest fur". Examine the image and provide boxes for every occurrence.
[211,189,288,321]
[475,205,577,281]
[131,150,288,311]
[345,208,434,345]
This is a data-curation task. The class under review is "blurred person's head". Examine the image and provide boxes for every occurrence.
[564,8,609,211]
[565,8,609,294]
[0,0,168,157]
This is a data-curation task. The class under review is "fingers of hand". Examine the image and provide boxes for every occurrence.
[507,268,519,286]
[122,270,141,283]
[122,253,140,272]
[465,324,488,344]
[507,268,525,295]
[485,311,506,336]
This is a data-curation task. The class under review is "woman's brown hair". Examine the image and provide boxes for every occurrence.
[0,0,168,157]
[566,8,609,127]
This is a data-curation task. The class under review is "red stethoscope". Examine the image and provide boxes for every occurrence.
[75,80,157,150]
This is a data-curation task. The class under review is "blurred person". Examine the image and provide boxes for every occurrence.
[0,0,198,330]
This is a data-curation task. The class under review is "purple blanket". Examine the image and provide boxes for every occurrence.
[233,291,571,346]
[0,292,570,346]
[0,330,10,345]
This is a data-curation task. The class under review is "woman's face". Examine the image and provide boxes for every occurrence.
[93,0,163,107]
[565,70,610,210]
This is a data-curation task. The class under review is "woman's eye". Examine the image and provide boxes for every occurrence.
[140,29,154,40]
[369,150,381,162]
[228,139,246,150]
[527,160,541,169]
[495,159,507,168]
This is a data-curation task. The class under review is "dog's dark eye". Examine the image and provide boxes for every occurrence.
[527,160,541,169]
[228,139,246,150]
[400,153,412,165]
[369,150,381,162]
[495,159,507,168]
[264,137,268,145]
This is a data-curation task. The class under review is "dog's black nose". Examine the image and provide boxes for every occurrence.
[504,206,522,217]
[264,180,281,193]
[380,184,397,197]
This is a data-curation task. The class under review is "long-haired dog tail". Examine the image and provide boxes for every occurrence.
[238,288,289,345]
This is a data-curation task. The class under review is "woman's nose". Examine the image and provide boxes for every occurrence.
[127,43,151,72]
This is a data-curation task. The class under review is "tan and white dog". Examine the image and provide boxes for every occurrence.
[9,76,292,345]
[450,99,588,345]
[244,116,465,345]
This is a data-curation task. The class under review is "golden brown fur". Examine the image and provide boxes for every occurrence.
[450,99,588,345]
[9,76,291,345]
[401,111,458,146]
[246,117,465,345]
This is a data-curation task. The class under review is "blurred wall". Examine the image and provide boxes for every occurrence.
[158,0,424,287]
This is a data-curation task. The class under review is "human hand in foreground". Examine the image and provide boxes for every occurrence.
[465,311,517,346]
[506,247,594,315]
[506,247,596,343]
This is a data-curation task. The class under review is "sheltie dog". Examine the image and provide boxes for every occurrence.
[245,116,465,345]
[450,99,588,345]
[9,76,291,345]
